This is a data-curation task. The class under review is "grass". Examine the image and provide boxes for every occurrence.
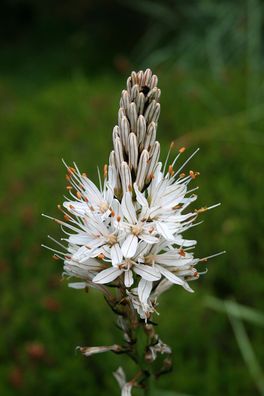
[0,64,263,395]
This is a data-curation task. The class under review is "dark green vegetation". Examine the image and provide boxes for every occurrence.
[1,65,263,396]
[1,1,264,395]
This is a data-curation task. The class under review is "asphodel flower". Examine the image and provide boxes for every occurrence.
[43,69,224,320]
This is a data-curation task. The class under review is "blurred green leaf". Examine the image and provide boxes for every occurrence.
[226,302,264,396]
[205,296,264,327]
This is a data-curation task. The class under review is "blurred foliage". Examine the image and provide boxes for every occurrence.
[0,0,264,395]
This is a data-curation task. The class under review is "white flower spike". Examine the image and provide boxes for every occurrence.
[43,68,223,322]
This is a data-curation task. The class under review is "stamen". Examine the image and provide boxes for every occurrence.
[189,170,200,179]
[195,203,221,214]
[163,141,175,174]
[200,251,226,262]
[173,148,200,179]
[168,165,174,176]
[103,164,108,178]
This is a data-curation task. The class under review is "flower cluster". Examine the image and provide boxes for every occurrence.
[43,69,221,320]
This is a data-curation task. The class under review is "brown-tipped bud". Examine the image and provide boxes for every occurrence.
[118,107,126,126]
[113,136,124,169]
[137,92,145,115]
[135,149,149,191]
[131,84,139,101]
[109,150,116,168]
[147,87,158,100]
[126,76,132,95]
[128,133,138,171]
[144,99,157,123]
[143,68,152,87]
[131,71,137,85]
[112,125,120,146]
[147,141,160,181]
[145,349,155,363]
[120,90,130,110]
[155,88,161,101]
[120,161,132,194]
[152,103,160,123]
[144,122,156,151]
[120,116,129,150]
[137,115,146,145]
[128,102,137,132]
[137,70,143,86]
[150,74,158,89]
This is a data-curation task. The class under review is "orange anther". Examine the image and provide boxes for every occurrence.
[195,207,207,214]
[168,165,174,176]
[103,164,108,178]
[69,204,75,209]
[67,167,75,175]
[149,172,155,180]
[66,185,72,190]
[64,214,70,222]
[52,255,60,260]
[179,172,186,178]
[76,191,82,199]
[117,215,121,222]
[189,170,200,179]
[97,253,105,260]
[179,248,186,257]
[111,210,115,217]
[179,147,186,153]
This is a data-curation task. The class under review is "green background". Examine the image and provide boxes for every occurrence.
[0,1,263,395]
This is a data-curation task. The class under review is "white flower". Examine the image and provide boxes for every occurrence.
[43,68,223,320]
[113,367,133,396]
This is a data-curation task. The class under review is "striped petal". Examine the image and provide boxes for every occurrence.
[121,192,137,224]
[134,264,161,281]
[111,244,123,266]
[138,278,153,304]
[93,267,122,284]
[121,234,138,258]
[124,270,134,287]
[156,265,194,292]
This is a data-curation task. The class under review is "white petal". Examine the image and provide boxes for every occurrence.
[68,233,91,245]
[113,367,126,388]
[122,383,132,396]
[174,237,197,247]
[140,233,159,244]
[134,183,148,207]
[68,282,87,289]
[157,265,194,292]
[93,267,122,284]
[121,192,137,224]
[63,201,89,216]
[134,264,161,281]
[138,278,153,304]
[121,234,138,258]
[154,252,194,267]
[156,222,175,241]
[124,270,134,287]
[111,244,123,266]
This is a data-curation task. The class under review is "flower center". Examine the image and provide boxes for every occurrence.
[107,234,118,246]
[99,202,109,213]
[131,225,142,236]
